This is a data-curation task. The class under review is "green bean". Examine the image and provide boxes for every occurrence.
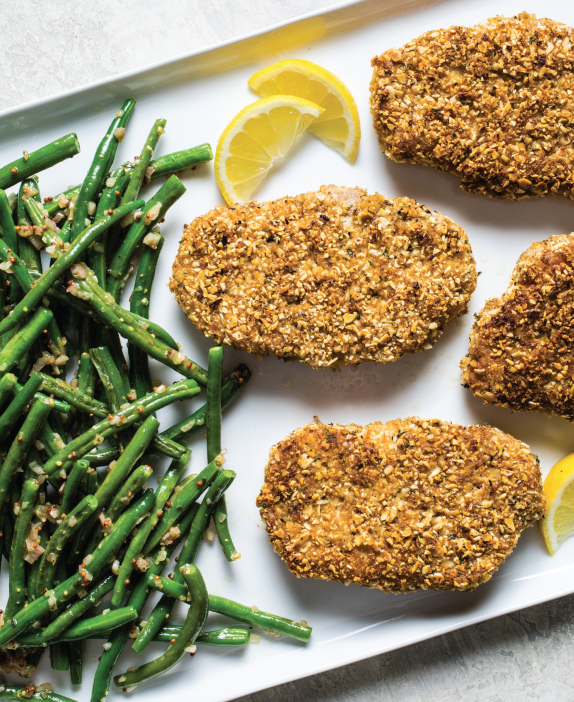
[130,235,163,319]
[0,490,146,647]
[38,259,177,350]
[83,489,156,580]
[0,190,22,305]
[146,573,188,600]
[149,582,312,642]
[89,346,129,412]
[71,100,135,241]
[135,479,224,655]
[0,373,17,412]
[69,642,83,685]
[68,416,159,561]
[76,348,97,437]
[0,133,80,190]
[0,374,43,445]
[205,346,237,561]
[90,623,129,702]
[94,532,197,702]
[158,626,249,647]
[12,179,39,319]
[81,272,178,349]
[0,198,145,336]
[184,469,235,560]
[105,464,153,523]
[130,503,200,655]
[107,175,186,302]
[121,118,166,207]
[16,179,43,276]
[0,397,53,568]
[21,625,248,647]
[36,372,108,418]
[111,452,189,607]
[206,346,224,463]
[5,491,149,642]
[88,166,131,290]
[84,447,118,466]
[143,589,312,645]
[0,679,79,702]
[214,495,237,561]
[0,307,54,378]
[128,235,163,400]
[148,434,188,459]
[26,484,48,600]
[1,514,12,563]
[18,606,139,647]
[23,195,63,249]
[43,186,81,218]
[208,595,312,642]
[37,421,64,460]
[146,143,213,180]
[65,511,198,672]
[41,573,115,641]
[6,478,41,618]
[143,457,222,555]
[0,272,7,327]
[75,268,207,383]
[160,364,251,444]
[43,378,198,477]
[60,459,91,517]
[114,564,208,688]
[0,237,69,360]
[45,143,212,218]
[0,571,84,647]
[96,326,132,409]
[35,495,98,599]
[50,641,70,672]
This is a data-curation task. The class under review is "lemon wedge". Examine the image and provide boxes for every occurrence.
[214,95,323,206]
[540,452,574,555]
[248,59,361,162]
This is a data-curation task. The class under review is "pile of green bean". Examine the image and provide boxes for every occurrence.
[0,101,312,701]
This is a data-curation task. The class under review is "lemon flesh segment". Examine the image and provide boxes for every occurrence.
[215,95,323,206]
[248,59,361,162]
[540,452,574,555]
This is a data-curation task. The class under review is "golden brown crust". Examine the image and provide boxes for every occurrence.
[369,13,574,199]
[170,185,476,369]
[461,234,574,420]
[256,419,544,593]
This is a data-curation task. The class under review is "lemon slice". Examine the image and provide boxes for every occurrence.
[214,95,323,206]
[248,59,361,162]
[540,452,574,555]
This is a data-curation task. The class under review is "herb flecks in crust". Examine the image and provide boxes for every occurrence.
[170,186,476,368]
[257,420,544,593]
[462,234,574,419]
[370,13,574,200]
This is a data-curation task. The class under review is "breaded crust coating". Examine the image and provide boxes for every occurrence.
[462,234,574,420]
[257,419,543,593]
[170,186,476,369]
[370,13,574,200]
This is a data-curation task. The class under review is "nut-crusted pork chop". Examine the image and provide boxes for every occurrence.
[170,186,476,369]
[370,13,574,200]
[462,234,574,420]
[257,419,544,593]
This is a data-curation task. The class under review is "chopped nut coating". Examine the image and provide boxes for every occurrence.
[370,13,574,200]
[170,186,476,368]
[257,420,544,593]
[462,234,574,420]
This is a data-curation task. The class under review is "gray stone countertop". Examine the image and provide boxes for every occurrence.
[1,1,573,700]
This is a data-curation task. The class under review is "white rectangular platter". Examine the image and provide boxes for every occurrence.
[2,0,574,700]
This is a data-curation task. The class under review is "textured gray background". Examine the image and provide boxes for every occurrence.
[2,1,573,700]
